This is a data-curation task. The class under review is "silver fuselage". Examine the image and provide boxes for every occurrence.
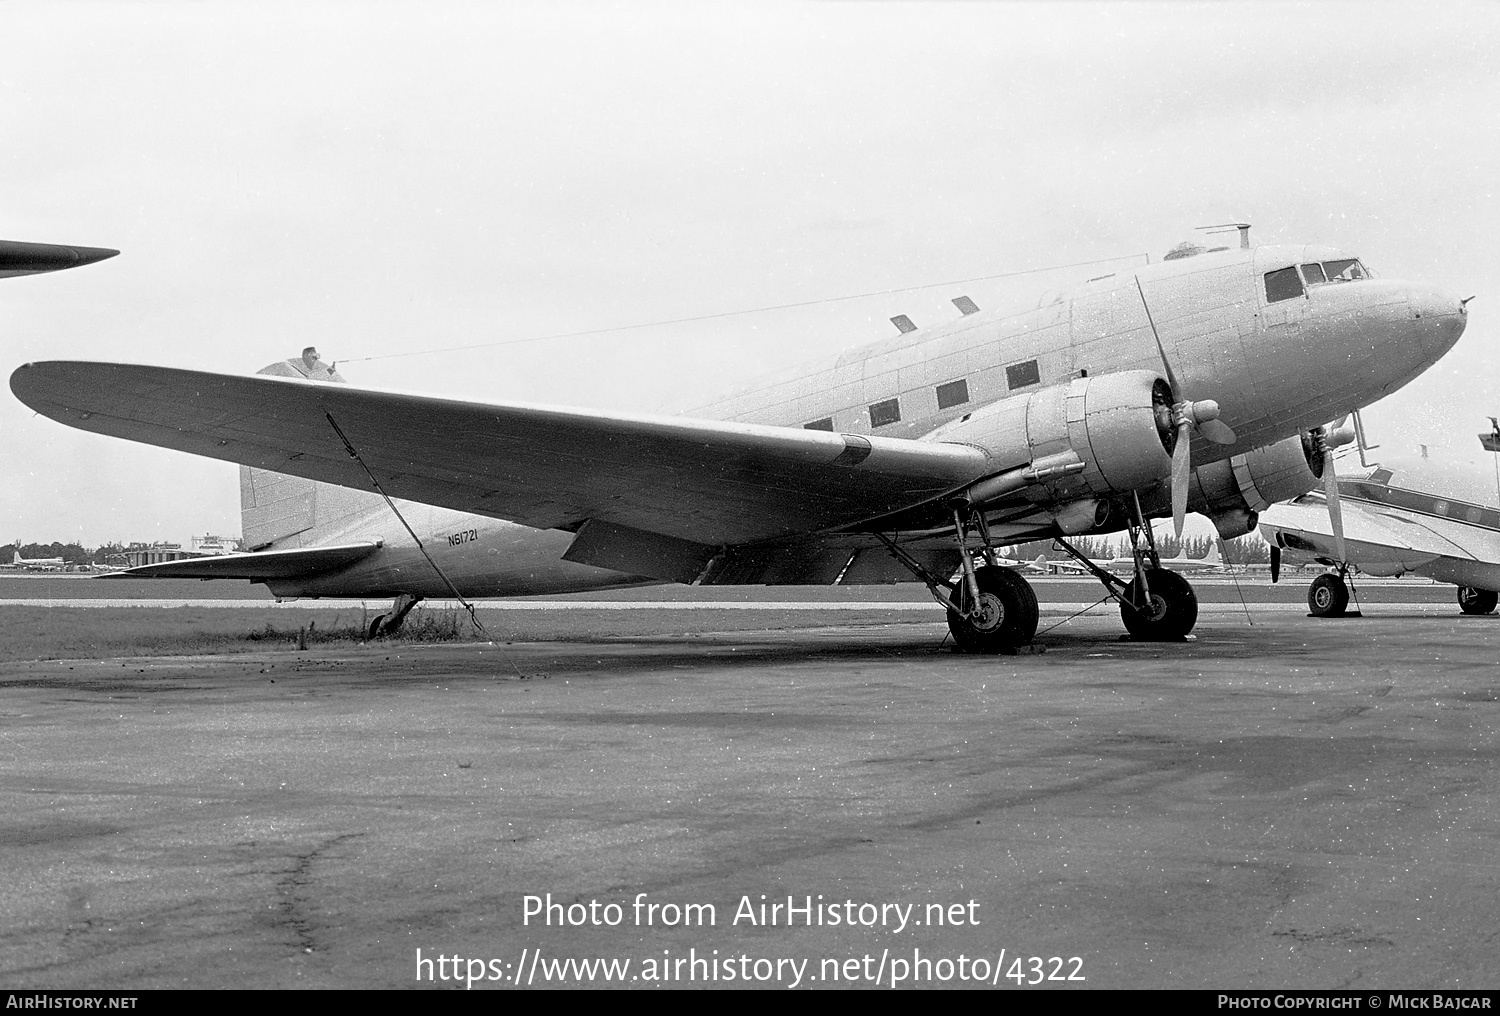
[264,243,1468,598]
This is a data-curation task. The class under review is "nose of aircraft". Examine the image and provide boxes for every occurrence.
[1408,283,1468,358]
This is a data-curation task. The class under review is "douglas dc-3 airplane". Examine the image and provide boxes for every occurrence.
[9,234,1469,651]
[1259,427,1500,617]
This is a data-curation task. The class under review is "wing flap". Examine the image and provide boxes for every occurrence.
[100,542,381,580]
[13,362,992,547]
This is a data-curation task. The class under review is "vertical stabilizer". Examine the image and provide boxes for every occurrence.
[239,349,386,550]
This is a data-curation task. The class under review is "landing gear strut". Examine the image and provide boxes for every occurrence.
[876,507,1039,654]
[1052,493,1198,641]
[368,593,421,638]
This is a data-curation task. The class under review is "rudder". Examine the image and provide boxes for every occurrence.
[239,348,386,550]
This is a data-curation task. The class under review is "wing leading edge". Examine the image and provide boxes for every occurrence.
[12,361,993,549]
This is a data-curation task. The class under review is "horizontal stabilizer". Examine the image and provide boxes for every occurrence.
[99,541,381,581]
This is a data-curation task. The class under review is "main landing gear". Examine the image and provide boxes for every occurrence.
[1052,495,1198,642]
[1307,572,1350,617]
[1458,586,1499,615]
[877,507,1039,654]
[368,592,421,638]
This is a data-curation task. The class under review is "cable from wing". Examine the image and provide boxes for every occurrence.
[324,411,533,674]
[337,253,1150,365]
[1033,592,1113,639]
[1220,535,1253,627]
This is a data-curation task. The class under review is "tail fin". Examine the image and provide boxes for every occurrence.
[240,349,387,550]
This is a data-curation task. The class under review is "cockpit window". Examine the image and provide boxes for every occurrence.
[1321,258,1368,282]
[1264,266,1304,303]
[1300,263,1326,285]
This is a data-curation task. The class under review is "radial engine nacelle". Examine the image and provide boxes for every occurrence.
[1188,432,1342,539]
[933,370,1174,506]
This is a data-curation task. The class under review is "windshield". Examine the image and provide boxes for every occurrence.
[1313,258,1369,283]
[1265,258,1372,302]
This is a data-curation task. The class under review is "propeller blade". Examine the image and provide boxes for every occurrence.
[1136,276,1179,392]
[1270,544,1281,584]
[1198,418,1237,444]
[1171,421,1192,538]
[1323,450,1347,564]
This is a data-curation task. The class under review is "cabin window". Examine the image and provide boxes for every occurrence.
[868,398,901,428]
[1006,359,1041,390]
[1300,263,1327,285]
[935,379,969,410]
[1263,266,1304,303]
[803,417,834,431]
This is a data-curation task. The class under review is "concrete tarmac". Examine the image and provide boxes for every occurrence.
[0,603,1497,989]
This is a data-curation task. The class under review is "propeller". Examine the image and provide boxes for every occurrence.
[1136,278,1238,537]
[1307,418,1356,565]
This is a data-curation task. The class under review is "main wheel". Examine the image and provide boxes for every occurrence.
[1458,586,1498,615]
[947,566,1040,654]
[1119,568,1198,641]
[1307,573,1349,617]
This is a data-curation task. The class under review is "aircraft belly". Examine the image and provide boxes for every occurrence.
[1413,557,1500,592]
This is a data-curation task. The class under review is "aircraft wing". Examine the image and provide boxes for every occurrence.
[99,542,382,580]
[1260,495,1459,568]
[0,240,119,278]
[12,362,992,551]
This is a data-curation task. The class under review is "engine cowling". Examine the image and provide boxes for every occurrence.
[1188,434,1322,539]
[932,369,1174,504]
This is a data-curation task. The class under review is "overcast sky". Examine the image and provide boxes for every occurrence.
[3,0,1496,547]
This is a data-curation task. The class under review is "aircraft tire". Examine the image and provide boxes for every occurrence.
[947,566,1039,653]
[1458,586,1498,615]
[1307,573,1349,617]
[1119,568,1198,641]
[368,615,388,640]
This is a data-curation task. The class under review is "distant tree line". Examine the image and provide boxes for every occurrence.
[1006,532,1272,564]
[1,541,97,564]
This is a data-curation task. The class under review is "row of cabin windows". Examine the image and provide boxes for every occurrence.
[1264,258,1369,303]
[802,359,1041,431]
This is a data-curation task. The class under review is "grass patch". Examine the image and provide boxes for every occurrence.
[246,607,469,646]
[0,606,481,662]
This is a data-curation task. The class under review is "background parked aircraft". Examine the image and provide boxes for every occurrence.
[1259,427,1500,616]
[9,550,66,571]
[1101,540,1223,574]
